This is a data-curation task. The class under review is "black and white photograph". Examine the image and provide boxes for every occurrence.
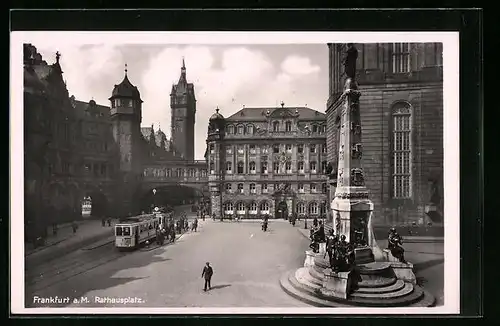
[10,31,460,314]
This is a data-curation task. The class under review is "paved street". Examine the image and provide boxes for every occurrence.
[27,219,310,308]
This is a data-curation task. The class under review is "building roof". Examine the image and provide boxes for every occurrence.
[109,73,142,101]
[72,98,111,120]
[225,106,326,122]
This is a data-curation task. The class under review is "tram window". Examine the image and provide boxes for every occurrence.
[123,227,131,236]
[116,227,123,236]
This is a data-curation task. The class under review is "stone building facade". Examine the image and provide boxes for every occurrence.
[206,104,329,219]
[326,43,444,226]
[23,44,207,238]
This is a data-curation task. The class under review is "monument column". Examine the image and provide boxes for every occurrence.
[331,44,381,263]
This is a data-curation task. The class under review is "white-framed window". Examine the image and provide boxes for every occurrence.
[237,146,244,154]
[262,183,268,193]
[296,202,306,215]
[247,125,254,134]
[209,162,215,174]
[310,144,317,153]
[225,183,232,193]
[237,161,244,174]
[249,202,258,214]
[392,102,413,198]
[273,144,280,153]
[261,161,268,174]
[322,183,327,194]
[237,183,244,193]
[210,144,215,154]
[285,121,292,132]
[249,144,256,154]
[250,183,256,194]
[260,201,270,213]
[310,161,317,173]
[225,161,232,173]
[249,161,256,174]
[273,162,280,174]
[298,161,305,173]
[321,161,328,174]
[273,121,280,132]
[286,161,292,174]
[237,125,244,134]
[392,43,411,73]
[310,183,317,193]
[285,144,292,153]
[224,202,234,214]
[227,125,234,134]
[226,145,232,154]
[236,202,246,214]
[309,202,319,215]
[298,183,305,193]
[298,144,304,153]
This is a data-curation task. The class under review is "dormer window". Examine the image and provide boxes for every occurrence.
[227,125,234,134]
[285,121,292,132]
[273,121,280,132]
[238,125,244,134]
[247,125,254,134]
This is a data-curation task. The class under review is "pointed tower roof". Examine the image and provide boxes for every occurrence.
[109,63,143,101]
[171,58,194,96]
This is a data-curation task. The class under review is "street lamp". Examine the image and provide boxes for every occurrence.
[152,188,157,212]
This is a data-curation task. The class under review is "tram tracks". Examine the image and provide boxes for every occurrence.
[25,243,126,293]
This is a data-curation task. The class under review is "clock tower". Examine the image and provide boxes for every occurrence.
[170,58,196,161]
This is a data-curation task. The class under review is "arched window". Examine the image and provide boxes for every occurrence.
[298,161,305,173]
[224,202,234,213]
[225,161,232,173]
[227,125,235,134]
[273,162,280,174]
[237,183,244,193]
[260,201,270,212]
[296,202,306,215]
[237,161,244,174]
[236,202,246,212]
[310,183,317,193]
[309,202,319,215]
[392,102,413,198]
[209,162,214,174]
[285,162,292,174]
[250,183,256,193]
[247,125,254,134]
[273,121,280,132]
[261,161,268,174]
[285,121,292,132]
[310,161,317,173]
[249,202,258,214]
[225,183,232,192]
[249,161,256,173]
[237,125,244,134]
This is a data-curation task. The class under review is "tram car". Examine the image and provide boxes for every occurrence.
[115,214,167,250]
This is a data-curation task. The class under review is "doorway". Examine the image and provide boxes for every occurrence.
[275,200,288,219]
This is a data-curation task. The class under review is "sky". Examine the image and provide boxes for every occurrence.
[29,42,329,160]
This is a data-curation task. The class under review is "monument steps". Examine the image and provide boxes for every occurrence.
[281,267,436,307]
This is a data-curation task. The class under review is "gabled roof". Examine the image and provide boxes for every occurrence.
[72,99,111,120]
[225,106,326,122]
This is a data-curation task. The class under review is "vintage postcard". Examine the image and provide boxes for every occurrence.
[10,31,460,315]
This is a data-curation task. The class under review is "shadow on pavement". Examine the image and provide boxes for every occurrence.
[413,258,445,273]
[210,284,231,290]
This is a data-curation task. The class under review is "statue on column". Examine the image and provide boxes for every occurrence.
[343,43,358,79]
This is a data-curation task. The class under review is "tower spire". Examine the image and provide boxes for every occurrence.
[182,57,186,69]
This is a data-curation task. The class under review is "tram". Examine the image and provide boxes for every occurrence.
[115,213,167,250]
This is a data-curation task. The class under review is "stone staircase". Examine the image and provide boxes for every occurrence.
[280,254,435,307]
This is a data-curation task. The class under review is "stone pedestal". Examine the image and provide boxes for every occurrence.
[354,246,375,264]
[383,249,416,285]
[304,250,316,267]
[320,268,353,300]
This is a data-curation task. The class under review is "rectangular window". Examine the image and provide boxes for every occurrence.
[310,144,317,153]
[298,183,305,193]
[261,146,269,154]
[298,144,304,153]
[310,162,317,173]
[286,162,292,174]
[250,183,256,194]
[322,144,327,154]
[273,162,280,174]
[392,106,412,198]
[392,43,411,73]
[249,144,256,154]
[310,184,317,193]
[237,146,244,154]
[273,145,280,154]
[262,183,268,193]
[226,146,232,154]
[261,162,268,174]
[285,144,292,153]
[237,183,244,194]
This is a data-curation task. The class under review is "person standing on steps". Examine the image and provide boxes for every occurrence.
[201,262,213,291]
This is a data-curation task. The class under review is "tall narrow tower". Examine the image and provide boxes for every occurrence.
[109,64,143,214]
[170,58,196,161]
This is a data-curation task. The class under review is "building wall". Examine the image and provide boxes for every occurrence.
[326,43,443,226]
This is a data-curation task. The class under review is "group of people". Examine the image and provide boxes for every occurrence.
[153,213,200,245]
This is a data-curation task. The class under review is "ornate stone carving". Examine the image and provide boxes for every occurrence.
[351,143,362,160]
[335,192,369,199]
[350,168,364,186]
[339,145,345,161]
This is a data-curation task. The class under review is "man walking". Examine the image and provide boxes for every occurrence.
[201,262,213,291]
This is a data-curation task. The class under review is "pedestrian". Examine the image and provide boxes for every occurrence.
[101,217,106,227]
[201,262,213,291]
[193,218,198,232]
[107,218,111,227]
[72,220,78,234]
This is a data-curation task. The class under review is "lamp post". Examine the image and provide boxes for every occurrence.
[152,188,157,213]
